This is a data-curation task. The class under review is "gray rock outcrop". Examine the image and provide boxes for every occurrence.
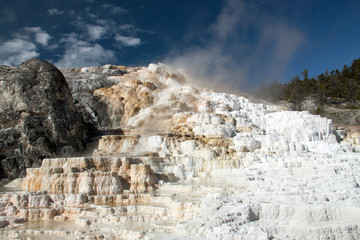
[0,59,89,180]
[60,66,128,129]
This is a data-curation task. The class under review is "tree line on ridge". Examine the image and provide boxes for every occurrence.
[256,57,360,112]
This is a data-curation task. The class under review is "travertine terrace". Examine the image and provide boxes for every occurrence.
[1,63,360,239]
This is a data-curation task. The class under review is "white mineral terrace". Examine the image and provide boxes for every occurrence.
[1,63,360,239]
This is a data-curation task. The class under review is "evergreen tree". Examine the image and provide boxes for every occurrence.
[257,57,360,107]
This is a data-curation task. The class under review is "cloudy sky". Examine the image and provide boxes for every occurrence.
[1,0,360,90]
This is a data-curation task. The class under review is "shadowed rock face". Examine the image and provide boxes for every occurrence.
[0,59,89,180]
[60,66,128,129]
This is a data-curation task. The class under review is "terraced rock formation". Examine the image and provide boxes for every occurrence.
[0,62,359,239]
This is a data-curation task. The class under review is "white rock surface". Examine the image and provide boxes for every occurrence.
[1,63,360,240]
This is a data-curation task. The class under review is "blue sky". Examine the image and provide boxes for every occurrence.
[1,0,359,90]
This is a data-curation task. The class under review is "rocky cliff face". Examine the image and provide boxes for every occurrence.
[0,59,89,180]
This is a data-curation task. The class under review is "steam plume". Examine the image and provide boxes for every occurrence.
[164,0,306,92]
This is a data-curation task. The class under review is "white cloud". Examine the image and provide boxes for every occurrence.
[102,4,127,15]
[0,27,53,65]
[23,27,51,46]
[75,19,112,41]
[35,32,51,46]
[55,34,116,68]
[115,34,141,47]
[86,25,107,41]
[69,7,143,50]
[111,6,128,15]
[0,4,144,68]
[48,8,64,16]
[119,24,136,31]
[0,38,38,66]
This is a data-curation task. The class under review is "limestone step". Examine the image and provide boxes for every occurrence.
[0,179,214,239]
[79,205,170,221]
[0,220,86,240]
[41,156,141,169]
[38,156,173,174]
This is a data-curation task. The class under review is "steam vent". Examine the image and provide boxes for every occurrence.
[1,59,360,239]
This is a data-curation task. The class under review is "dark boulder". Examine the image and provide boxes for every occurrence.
[0,59,89,180]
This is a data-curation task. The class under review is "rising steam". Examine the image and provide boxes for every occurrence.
[164,0,306,93]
